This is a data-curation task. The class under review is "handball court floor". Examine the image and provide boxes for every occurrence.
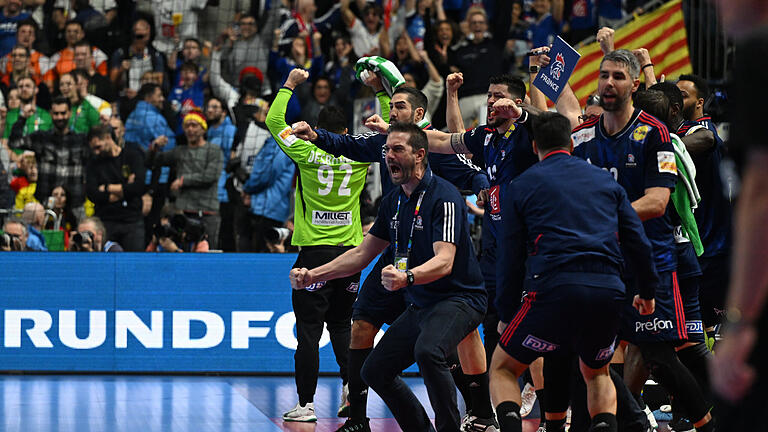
[0,374,550,432]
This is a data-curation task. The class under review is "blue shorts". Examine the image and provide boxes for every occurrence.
[620,271,688,344]
[678,275,705,343]
[698,254,730,327]
[498,282,624,369]
[351,254,407,328]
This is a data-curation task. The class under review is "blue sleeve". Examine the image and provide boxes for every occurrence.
[644,125,677,190]
[429,153,489,194]
[495,182,527,323]
[430,190,464,245]
[616,186,659,299]
[309,55,324,81]
[462,127,488,161]
[109,49,124,69]
[313,6,340,33]
[314,129,383,163]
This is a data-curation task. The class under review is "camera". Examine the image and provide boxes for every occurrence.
[70,230,95,251]
[266,227,291,244]
[0,232,22,251]
[154,214,207,251]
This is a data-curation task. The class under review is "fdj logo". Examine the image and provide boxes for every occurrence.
[522,335,559,352]
[686,320,704,334]
[550,53,566,80]
[635,318,673,333]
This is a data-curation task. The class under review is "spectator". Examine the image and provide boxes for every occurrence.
[220,14,272,89]
[86,124,145,251]
[8,96,89,220]
[0,46,52,109]
[146,211,209,252]
[340,0,383,57]
[299,76,335,126]
[69,216,123,251]
[0,19,48,81]
[1,218,31,251]
[597,0,625,28]
[21,201,47,251]
[13,151,37,209]
[324,34,357,89]
[147,0,207,57]
[147,111,222,249]
[0,0,31,58]
[46,185,80,248]
[46,20,109,87]
[73,40,117,102]
[58,71,100,133]
[0,154,14,210]
[71,68,111,121]
[565,0,597,44]
[449,7,508,127]
[269,30,324,123]
[3,76,52,140]
[169,37,208,86]
[506,1,531,74]
[526,0,564,52]
[241,128,293,253]
[168,61,206,136]
[277,0,339,55]
[204,96,236,251]
[427,19,458,75]
[386,32,426,85]
[109,18,166,99]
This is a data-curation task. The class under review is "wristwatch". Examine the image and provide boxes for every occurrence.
[406,270,415,286]
[529,65,540,74]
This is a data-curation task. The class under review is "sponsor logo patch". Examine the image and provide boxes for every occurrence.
[595,339,617,361]
[312,211,352,226]
[305,281,326,292]
[346,282,359,293]
[686,320,704,334]
[414,215,423,230]
[522,335,559,352]
[279,127,298,147]
[657,151,677,174]
[631,125,650,143]
[635,318,674,333]
[571,126,595,147]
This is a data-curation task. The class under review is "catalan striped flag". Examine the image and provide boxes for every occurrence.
[568,0,693,106]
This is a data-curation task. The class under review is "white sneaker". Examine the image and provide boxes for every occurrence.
[643,405,658,429]
[338,383,351,417]
[520,383,537,418]
[283,402,317,422]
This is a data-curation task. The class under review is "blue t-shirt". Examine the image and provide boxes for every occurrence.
[569,0,597,30]
[368,168,487,312]
[572,109,678,273]
[459,120,539,253]
[526,13,561,49]
[598,0,624,20]
[0,11,30,57]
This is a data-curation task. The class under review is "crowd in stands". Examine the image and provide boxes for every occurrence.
[0,0,657,252]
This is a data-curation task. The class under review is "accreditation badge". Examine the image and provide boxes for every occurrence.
[394,253,409,272]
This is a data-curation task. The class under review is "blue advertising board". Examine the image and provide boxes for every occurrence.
[0,253,407,373]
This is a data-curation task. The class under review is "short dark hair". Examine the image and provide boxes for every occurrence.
[183,37,201,48]
[317,106,347,134]
[649,81,683,112]
[388,122,428,167]
[17,18,38,32]
[138,83,162,101]
[51,95,71,109]
[87,124,114,143]
[180,61,199,74]
[73,40,91,50]
[392,86,428,111]
[71,68,89,85]
[65,20,84,31]
[312,76,333,92]
[11,45,30,56]
[489,74,526,100]
[633,90,670,126]
[677,74,709,101]
[531,112,572,153]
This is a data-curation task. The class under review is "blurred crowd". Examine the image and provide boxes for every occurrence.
[0,0,649,252]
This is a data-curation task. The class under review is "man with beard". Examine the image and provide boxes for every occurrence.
[3,75,51,139]
[147,111,222,249]
[8,96,88,221]
[569,50,715,432]
[291,122,486,432]
[676,73,733,344]
[205,97,237,251]
[58,71,100,134]
[292,80,493,431]
[86,125,145,251]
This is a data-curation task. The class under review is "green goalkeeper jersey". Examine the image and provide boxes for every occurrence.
[266,88,370,246]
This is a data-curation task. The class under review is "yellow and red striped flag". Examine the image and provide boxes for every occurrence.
[568,0,693,106]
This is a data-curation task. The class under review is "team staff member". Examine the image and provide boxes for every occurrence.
[570,50,714,432]
[491,112,658,432]
[291,123,486,432]
[267,69,370,423]
[292,82,492,431]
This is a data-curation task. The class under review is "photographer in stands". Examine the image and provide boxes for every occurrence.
[148,213,209,253]
[69,216,123,252]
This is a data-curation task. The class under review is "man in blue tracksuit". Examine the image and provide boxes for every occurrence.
[490,112,659,432]
[292,85,491,431]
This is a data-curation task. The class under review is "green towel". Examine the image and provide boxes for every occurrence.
[355,56,405,96]
[670,134,704,256]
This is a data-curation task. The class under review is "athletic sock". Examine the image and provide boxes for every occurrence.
[496,401,523,432]
[466,372,493,418]
[299,395,313,406]
[450,359,473,413]
[348,347,372,419]
[590,412,618,432]
[536,389,546,422]
[546,418,567,431]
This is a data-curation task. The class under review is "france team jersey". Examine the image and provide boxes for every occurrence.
[572,109,678,273]
[461,122,539,250]
[678,116,732,257]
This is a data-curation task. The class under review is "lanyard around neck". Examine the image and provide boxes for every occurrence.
[393,189,426,255]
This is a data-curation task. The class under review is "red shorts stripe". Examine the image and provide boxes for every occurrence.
[500,292,536,345]
[672,272,687,340]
